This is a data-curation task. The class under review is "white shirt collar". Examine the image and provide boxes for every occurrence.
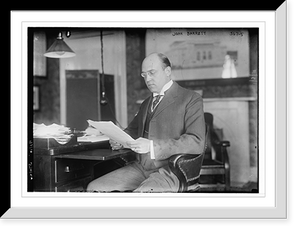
[153,80,173,97]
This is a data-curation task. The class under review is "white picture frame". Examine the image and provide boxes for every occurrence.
[6,3,287,219]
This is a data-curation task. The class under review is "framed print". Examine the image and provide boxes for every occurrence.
[146,28,251,81]
[7,5,288,220]
[33,31,47,77]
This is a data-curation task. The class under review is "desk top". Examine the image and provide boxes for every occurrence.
[33,140,135,161]
[34,140,110,156]
[55,149,134,161]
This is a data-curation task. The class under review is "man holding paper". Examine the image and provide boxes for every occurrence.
[87,53,205,192]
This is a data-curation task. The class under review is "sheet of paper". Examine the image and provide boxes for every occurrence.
[87,120,134,148]
[77,134,109,143]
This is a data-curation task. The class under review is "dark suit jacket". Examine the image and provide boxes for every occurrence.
[125,82,205,170]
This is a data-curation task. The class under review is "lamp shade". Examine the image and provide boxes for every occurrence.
[44,34,75,58]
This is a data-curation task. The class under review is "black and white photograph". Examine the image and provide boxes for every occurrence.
[6,6,290,222]
[29,27,258,194]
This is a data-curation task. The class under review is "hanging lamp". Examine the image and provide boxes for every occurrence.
[99,30,108,106]
[44,32,76,58]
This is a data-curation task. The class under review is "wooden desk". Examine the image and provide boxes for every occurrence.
[32,141,135,192]
[55,148,133,161]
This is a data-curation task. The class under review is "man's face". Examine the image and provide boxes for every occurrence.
[141,54,171,93]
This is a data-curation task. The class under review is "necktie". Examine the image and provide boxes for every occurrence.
[151,95,162,112]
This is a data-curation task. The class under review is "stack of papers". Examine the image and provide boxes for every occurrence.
[33,123,73,144]
[78,134,109,143]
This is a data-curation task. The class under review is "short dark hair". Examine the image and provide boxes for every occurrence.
[156,53,172,69]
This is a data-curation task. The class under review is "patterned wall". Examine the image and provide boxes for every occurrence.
[125,29,149,124]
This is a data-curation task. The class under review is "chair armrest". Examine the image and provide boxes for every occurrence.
[212,140,230,168]
[169,124,208,192]
[221,145,230,169]
[215,140,230,147]
[169,153,204,192]
[169,154,199,167]
[219,144,230,188]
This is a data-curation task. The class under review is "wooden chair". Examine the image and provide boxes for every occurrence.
[199,112,231,191]
[168,124,208,192]
[168,112,231,192]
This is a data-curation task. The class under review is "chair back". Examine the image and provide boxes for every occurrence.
[204,113,213,159]
[204,112,222,160]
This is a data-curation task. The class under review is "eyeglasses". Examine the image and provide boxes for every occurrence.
[141,69,157,78]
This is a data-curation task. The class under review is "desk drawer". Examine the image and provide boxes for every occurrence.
[55,158,92,184]
[55,176,92,192]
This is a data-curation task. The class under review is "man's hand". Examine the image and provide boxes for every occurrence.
[126,137,151,154]
[109,139,123,150]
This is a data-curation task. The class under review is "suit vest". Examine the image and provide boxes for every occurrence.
[140,97,161,170]
[143,98,157,138]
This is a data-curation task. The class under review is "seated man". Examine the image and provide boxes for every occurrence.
[87,52,205,193]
